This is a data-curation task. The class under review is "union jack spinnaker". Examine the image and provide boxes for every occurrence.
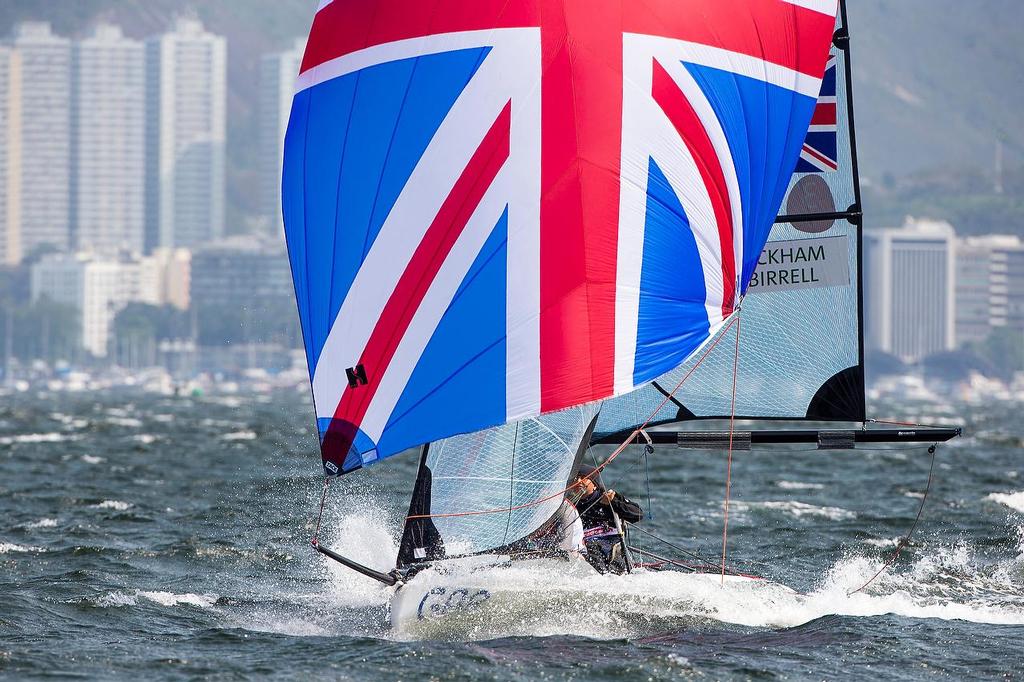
[281,0,839,476]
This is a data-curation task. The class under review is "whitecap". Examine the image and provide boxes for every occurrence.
[138,591,218,608]
[95,591,138,608]
[26,518,58,529]
[741,500,856,521]
[92,500,132,511]
[107,417,143,428]
[987,491,1024,513]
[81,455,105,465]
[222,430,257,441]
[132,434,158,444]
[0,433,71,445]
[0,543,45,554]
[862,537,901,548]
[776,481,825,490]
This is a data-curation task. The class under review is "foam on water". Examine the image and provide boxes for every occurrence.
[0,543,46,554]
[92,500,132,511]
[222,430,258,441]
[735,500,856,521]
[0,433,72,445]
[987,491,1024,513]
[281,512,1024,641]
[776,481,825,490]
[24,518,58,529]
[92,591,218,609]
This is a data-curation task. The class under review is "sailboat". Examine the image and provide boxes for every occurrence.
[281,0,960,634]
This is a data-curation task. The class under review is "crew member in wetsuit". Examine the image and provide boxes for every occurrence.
[568,464,643,574]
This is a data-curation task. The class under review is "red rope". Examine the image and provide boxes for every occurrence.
[406,314,741,522]
[720,313,741,584]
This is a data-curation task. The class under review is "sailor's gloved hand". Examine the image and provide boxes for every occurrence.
[600,490,615,505]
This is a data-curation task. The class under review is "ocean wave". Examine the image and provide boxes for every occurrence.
[93,590,218,609]
[25,518,58,529]
[0,543,46,554]
[92,500,132,511]
[107,417,144,428]
[987,491,1024,513]
[738,500,856,521]
[222,430,257,441]
[0,433,73,445]
[862,537,901,548]
[387,543,1024,640]
[138,591,218,608]
[81,455,105,465]
[775,481,825,490]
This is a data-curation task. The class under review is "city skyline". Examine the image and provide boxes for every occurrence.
[0,16,1019,380]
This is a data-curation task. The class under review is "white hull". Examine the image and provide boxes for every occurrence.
[390,554,782,639]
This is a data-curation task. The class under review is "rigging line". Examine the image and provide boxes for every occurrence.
[867,418,953,430]
[847,443,938,596]
[405,313,741,521]
[311,476,331,547]
[721,312,741,584]
[627,523,760,578]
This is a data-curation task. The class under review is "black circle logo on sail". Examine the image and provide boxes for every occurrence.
[786,175,836,234]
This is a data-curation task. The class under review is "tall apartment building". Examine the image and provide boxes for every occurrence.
[31,253,164,357]
[8,22,71,257]
[72,24,145,254]
[864,218,956,362]
[259,38,304,237]
[955,235,1024,346]
[145,17,226,251]
[0,46,21,265]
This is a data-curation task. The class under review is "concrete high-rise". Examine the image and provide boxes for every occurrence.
[8,22,71,257]
[955,235,1024,346]
[259,38,304,237]
[864,218,957,362]
[0,46,22,265]
[72,24,145,254]
[145,17,226,251]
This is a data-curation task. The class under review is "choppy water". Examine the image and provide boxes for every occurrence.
[1,389,1023,679]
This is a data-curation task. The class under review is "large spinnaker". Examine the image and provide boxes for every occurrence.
[595,4,864,440]
[281,1,840,476]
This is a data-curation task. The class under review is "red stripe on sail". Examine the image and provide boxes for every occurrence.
[302,0,834,80]
[651,59,736,318]
[810,102,837,126]
[802,143,838,170]
[538,3,622,413]
[322,102,512,465]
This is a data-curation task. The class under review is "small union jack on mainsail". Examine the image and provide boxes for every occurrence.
[796,53,839,173]
[281,0,839,476]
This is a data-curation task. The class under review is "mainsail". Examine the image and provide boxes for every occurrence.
[281,0,840,477]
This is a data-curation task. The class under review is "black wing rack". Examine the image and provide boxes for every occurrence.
[592,425,962,449]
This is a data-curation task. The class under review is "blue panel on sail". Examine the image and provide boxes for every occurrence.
[633,158,709,386]
[377,211,508,456]
[282,47,491,373]
[683,62,818,292]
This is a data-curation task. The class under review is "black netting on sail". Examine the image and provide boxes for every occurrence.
[398,404,599,567]
[595,10,864,440]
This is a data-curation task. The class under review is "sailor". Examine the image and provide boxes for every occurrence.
[568,464,643,574]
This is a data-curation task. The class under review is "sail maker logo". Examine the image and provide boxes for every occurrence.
[747,236,849,294]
